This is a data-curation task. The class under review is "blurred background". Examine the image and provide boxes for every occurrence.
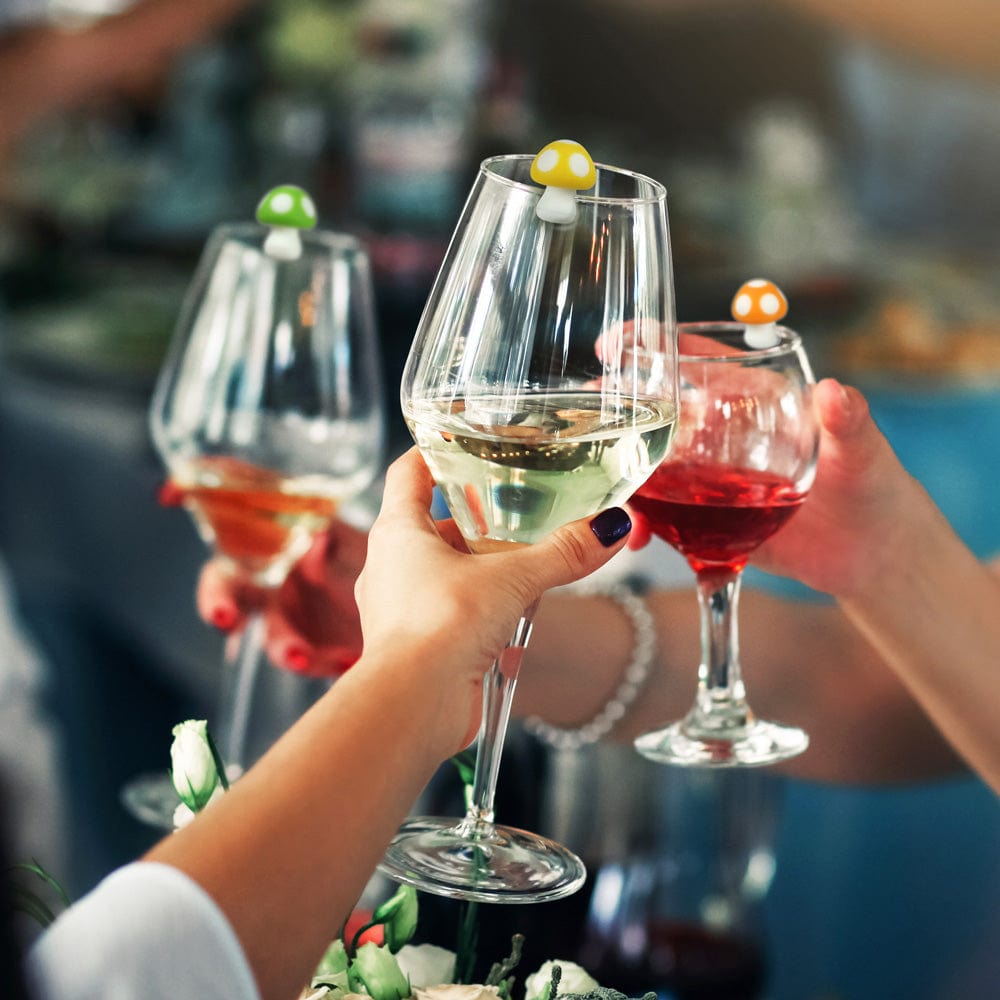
[1,1,999,998]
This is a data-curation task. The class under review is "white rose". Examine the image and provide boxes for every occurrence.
[413,984,500,1000]
[524,961,599,1000]
[172,783,225,830]
[170,719,221,811]
[395,944,456,988]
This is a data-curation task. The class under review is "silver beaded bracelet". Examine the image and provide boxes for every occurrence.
[523,579,657,751]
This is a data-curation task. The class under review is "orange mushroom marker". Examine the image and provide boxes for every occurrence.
[731,278,788,349]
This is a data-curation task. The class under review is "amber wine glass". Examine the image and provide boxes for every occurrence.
[123,191,384,827]
[631,298,818,767]
[378,146,678,902]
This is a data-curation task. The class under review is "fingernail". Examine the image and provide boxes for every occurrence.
[590,507,632,547]
[209,604,238,632]
[282,645,311,674]
[157,480,184,507]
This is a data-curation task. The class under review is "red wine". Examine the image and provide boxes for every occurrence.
[582,918,767,1000]
[630,462,806,573]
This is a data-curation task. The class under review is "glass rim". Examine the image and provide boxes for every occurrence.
[480,153,668,206]
[208,220,367,256]
[677,319,803,361]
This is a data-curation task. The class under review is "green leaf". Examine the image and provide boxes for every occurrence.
[6,859,72,928]
[454,899,479,985]
[382,885,418,953]
[315,938,349,976]
[350,942,410,1000]
[450,751,476,789]
[206,727,230,792]
[9,885,56,927]
[485,934,524,999]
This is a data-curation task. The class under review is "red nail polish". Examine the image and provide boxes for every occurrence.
[157,481,184,507]
[283,645,311,673]
[210,605,238,632]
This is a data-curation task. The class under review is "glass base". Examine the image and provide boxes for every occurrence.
[377,816,587,903]
[120,772,181,831]
[634,717,809,767]
[120,765,244,830]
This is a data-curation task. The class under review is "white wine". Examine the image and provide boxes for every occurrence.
[406,392,676,547]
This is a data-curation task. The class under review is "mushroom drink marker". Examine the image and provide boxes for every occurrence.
[731,278,788,349]
[530,139,597,224]
[256,184,318,261]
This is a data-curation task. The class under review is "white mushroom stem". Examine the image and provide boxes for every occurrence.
[263,226,303,261]
[744,322,780,349]
[535,185,578,224]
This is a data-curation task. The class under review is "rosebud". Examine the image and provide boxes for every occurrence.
[396,943,456,989]
[376,884,419,952]
[349,942,410,1000]
[524,962,599,1000]
[170,720,221,812]
[414,986,500,1000]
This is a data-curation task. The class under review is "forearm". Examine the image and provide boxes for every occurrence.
[0,0,253,160]
[146,653,448,1000]
[519,585,964,784]
[839,483,1000,792]
[779,0,1000,80]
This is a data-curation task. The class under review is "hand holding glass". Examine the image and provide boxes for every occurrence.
[378,150,678,901]
[631,318,818,766]
[123,217,384,827]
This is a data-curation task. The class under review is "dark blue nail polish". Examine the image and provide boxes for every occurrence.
[590,507,632,547]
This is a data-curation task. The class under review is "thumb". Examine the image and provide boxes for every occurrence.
[504,506,633,596]
[814,379,887,475]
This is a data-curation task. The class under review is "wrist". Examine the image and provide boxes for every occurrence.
[845,472,941,606]
[348,639,480,761]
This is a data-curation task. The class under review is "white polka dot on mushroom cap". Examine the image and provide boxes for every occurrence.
[569,152,590,178]
[760,292,782,316]
[270,192,294,214]
[536,149,559,172]
[302,195,316,219]
[733,293,752,317]
[747,279,768,288]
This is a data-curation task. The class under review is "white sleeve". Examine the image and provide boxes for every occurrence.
[24,861,260,1000]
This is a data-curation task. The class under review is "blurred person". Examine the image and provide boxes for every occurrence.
[199,370,1000,1000]
[197,378,996,785]
[19,448,635,1000]
[0,0,256,178]
[0,557,67,889]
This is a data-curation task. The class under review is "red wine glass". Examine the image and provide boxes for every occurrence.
[631,312,818,766]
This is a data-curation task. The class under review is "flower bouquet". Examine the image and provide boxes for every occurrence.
[168,722,655,1000]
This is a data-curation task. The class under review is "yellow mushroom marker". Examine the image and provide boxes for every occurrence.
[530,139,597,224]
[731,278,788,349]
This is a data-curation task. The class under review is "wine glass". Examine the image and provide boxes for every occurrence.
[122,191,385,827]
[377,145,678,902]
[631,294,818,767]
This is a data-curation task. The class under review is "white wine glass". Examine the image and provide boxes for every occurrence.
[378,145,678,901]
[632,287,818,767]
[122,188,385,827]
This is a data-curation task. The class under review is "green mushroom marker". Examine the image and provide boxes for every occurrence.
[256,184,318,261]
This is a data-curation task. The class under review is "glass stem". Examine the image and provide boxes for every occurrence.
[461,598,540,835]
[691,569,751,733]
[218,612,267,775]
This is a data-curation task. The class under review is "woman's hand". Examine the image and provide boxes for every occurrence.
[752,378,923,599]
[354,448,635,752]
[196,520,368,678]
